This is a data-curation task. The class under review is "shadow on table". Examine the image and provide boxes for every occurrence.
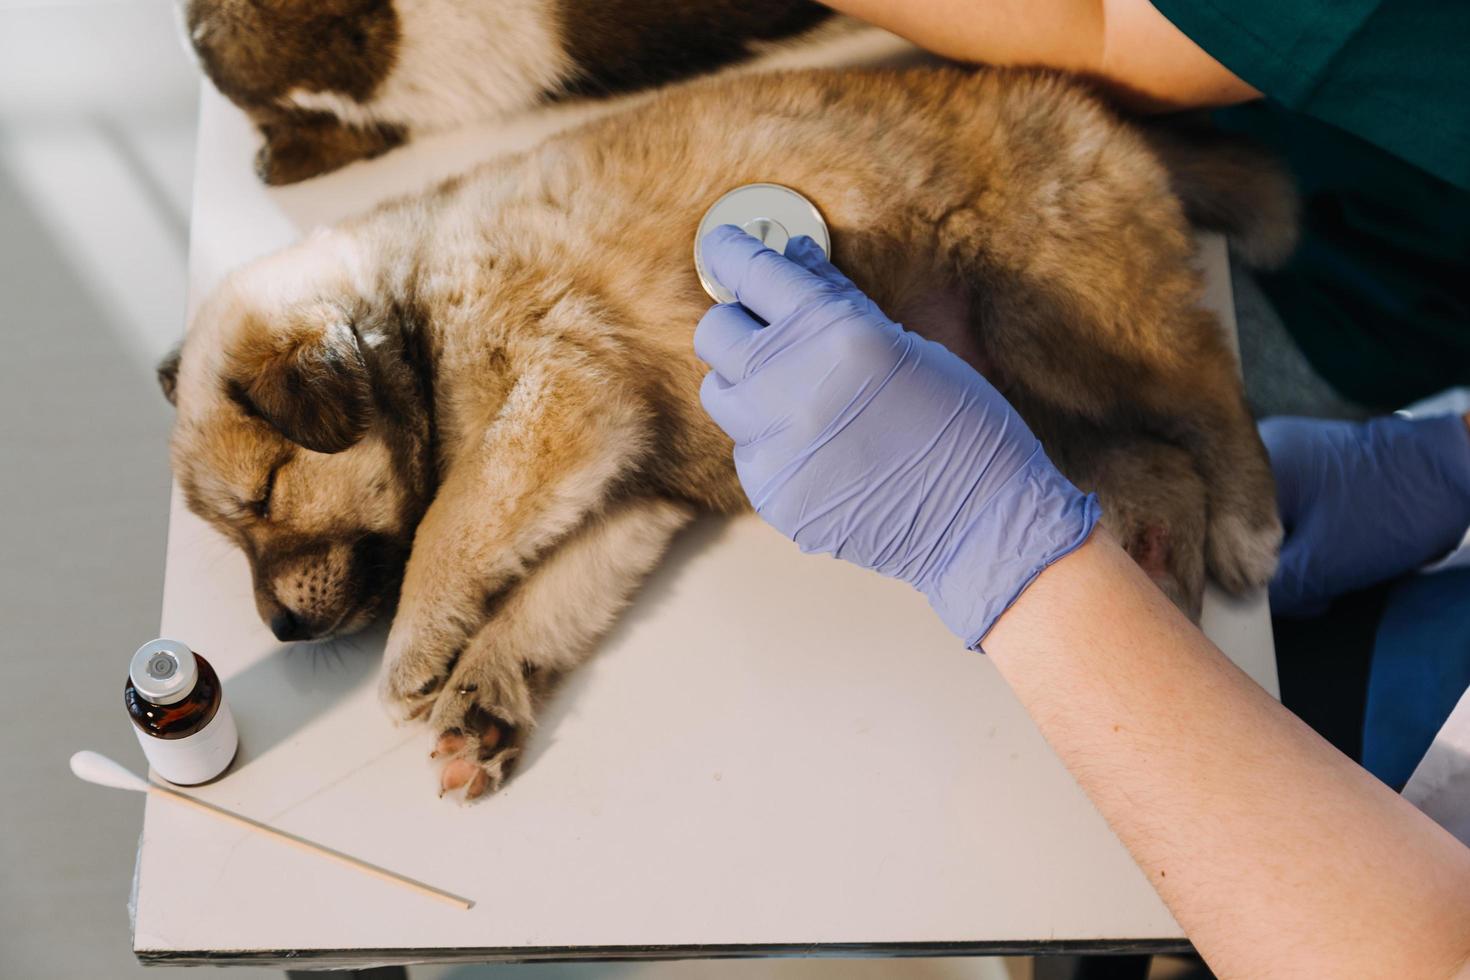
[223,619,389,769]
[220,516,730,779]
[517,515,731,777]
[205,510,732,782]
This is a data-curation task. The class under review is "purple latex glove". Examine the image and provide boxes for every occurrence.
[694,225,1099,648]
[1261,413,1470,618]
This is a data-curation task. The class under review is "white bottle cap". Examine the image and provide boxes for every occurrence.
[129,639,198,706]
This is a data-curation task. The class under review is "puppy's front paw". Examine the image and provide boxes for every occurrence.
[378,627,462,724]
[427,652,536,802]
[254,132,340,187]
[252,117,405,186]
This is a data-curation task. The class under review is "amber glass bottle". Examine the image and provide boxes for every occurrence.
[125,639,238,785]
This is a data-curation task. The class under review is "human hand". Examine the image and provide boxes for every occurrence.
[1260,413,1470,617]
[694,225,1099,647]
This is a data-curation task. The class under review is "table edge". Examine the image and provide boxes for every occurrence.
[136,937,1194,968]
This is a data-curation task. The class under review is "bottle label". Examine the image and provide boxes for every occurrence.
[134,701,238,785]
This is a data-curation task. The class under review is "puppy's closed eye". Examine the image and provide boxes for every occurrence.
[250,463,282,520]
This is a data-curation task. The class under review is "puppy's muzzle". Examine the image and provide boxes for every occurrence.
[268,608,314,642]
[254,533,406,643]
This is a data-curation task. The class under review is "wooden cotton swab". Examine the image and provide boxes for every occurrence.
[69,750,473,910]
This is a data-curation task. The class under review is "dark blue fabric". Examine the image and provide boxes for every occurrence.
[1362,568,1470,788]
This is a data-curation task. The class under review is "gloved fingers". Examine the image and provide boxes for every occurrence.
[784,235,859,292]
[1257,416,1320,530]
[694,302,763,381]
[1262,412,1470,618]
[1267,528,1310,616]
[701,224,827,325]
[700,370,766,446]
[784,235,898,329]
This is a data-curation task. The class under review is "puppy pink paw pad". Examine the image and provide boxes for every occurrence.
[439,758,478,794]
[432,732,466,758]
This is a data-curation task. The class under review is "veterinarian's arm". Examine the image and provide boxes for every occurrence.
[820,0,1259,110]
[695,228,1470,980]
[986,531,1470,979]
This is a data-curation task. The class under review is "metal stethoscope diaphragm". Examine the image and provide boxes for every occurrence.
[694,182,831,304]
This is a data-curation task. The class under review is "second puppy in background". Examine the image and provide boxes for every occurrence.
[182,0,835,184]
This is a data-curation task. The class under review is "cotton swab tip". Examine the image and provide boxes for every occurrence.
[70,750,151,793]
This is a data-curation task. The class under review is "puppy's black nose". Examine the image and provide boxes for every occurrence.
[269,609,310,642]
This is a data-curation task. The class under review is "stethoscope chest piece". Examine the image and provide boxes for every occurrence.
[694,182,831,304]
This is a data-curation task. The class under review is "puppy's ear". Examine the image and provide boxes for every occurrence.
[230,312,373,454]
[157,345,182,406]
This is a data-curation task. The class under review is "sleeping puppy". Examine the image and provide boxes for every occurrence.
[160,66,1293,800]
[181,0,835,184]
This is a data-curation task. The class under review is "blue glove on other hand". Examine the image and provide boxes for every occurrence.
[1261,413,1470,618]
[695,225,1099,648]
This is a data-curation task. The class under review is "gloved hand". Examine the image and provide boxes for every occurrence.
[1261,413,1470,618]
[695,225,1099,647]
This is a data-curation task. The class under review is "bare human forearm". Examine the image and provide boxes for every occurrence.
[820,0,1260,111]
[984,529,1470,977]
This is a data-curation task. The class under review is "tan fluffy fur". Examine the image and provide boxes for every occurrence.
[163,67,1286,799]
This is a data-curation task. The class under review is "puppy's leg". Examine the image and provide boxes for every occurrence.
[932,215,1280,595]
[1163,310,1282,596]
[1103,442,1207,620]
[428,497,694,801]
[1039,413,1209,619]
[250,107,406,185]
[379,357,651,720]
